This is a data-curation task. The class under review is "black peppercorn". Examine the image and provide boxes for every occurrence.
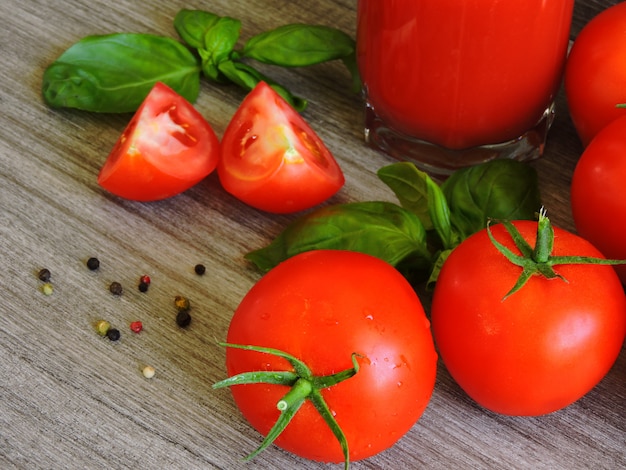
[87,257,100,271]
[194,264,206,275]
[138,281,149,293]
[176,309,192,328]
[109,281,123,296]
[106,328,121,341]
[38,268,51,282]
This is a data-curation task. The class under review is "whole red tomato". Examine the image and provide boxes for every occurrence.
[431,219,626,416]
[571,114,626,284]
[98,82,219,201]
[220,250,437,465]
[565,2,626,147]
[218,81,345,214]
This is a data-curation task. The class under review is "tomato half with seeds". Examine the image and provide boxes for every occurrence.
[218,81,345,214]
[98,82,219,201]
[431,218,626,416]
[221,250,437,464]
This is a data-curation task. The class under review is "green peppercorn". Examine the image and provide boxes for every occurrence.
[109,281,123,296]
[176,309,192,328]
[194,264,206,275]
[86,257,100,271]
[106,328,121,341]
[41,283,53,296]
[95,320,111,336]
[38,268,51,282]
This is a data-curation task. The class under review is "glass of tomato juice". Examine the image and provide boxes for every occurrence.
[356,0,574,176]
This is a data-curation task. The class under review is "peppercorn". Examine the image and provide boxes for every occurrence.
[176,309,192,328]
[139,275,151,285]
[174,295,190,312]
[130,321,143,333]
[41,283,53,296]
[38,268,51,282]
[95,320,111,336]
[106,328,121,341]
[109,281,123,296]
[194,264,206,276]
[138,281,149,293]
[86,257,100,271]
[142,365,156,379]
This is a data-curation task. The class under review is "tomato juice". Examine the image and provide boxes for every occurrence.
[357,0,574,174]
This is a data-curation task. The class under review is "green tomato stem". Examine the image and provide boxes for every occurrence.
[214,342,361,468]
[488,207,626,299]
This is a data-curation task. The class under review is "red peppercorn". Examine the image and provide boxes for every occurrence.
[130,321,143,333]
[140,275,151,285]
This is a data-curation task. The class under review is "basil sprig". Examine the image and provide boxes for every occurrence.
[246,160,541,287]
[42,9,359,113]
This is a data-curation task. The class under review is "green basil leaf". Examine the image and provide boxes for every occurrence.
[218,61,307,111]
[243,24,355,67]
[42,33,201,113]
[425,174,457,250]
[245,201,431,272]
[441,159,541,239]
[174,9,220,50]
[199,16,241,81]
[377,162,433,230]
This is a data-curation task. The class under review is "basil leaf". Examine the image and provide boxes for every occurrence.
[173,9,220,50]
[245,201,431,272]
[243,24,355,67]
[217,61,307,111]
[441,159,541,239]
[42,33,201,113]
[377,162,433,230]
[198,16,241,81]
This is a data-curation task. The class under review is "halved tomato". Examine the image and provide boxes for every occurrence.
[98,82,219,201]
[217,81,345,213]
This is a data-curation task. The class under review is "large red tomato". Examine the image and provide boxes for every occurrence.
[220,250,437,464]
[431,219,626,416]
[571,114,626,284]
[98,82,219,201]
[218,81,345,214]
[565,2,626,147]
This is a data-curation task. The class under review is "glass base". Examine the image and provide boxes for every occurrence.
[364,103,555,179]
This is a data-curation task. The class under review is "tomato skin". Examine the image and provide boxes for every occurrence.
[431,221,626,416]
[225,250,437,463]
[571,115,626,284]
[564,2,626,147]
[218,82,345,214]
[98,82,219,201]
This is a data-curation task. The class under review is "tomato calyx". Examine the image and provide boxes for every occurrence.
[213,342,361,469]
[487,208,626,299]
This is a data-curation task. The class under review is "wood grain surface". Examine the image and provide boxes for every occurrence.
[1,1,624,469]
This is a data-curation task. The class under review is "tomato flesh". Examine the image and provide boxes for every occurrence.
[98,82,219,201]
[218,82,345,213]
[431,221,626,416]
[571,115,626,284]
[224,250,437,463]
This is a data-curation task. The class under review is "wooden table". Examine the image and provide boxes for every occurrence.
[2,1,624,468]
